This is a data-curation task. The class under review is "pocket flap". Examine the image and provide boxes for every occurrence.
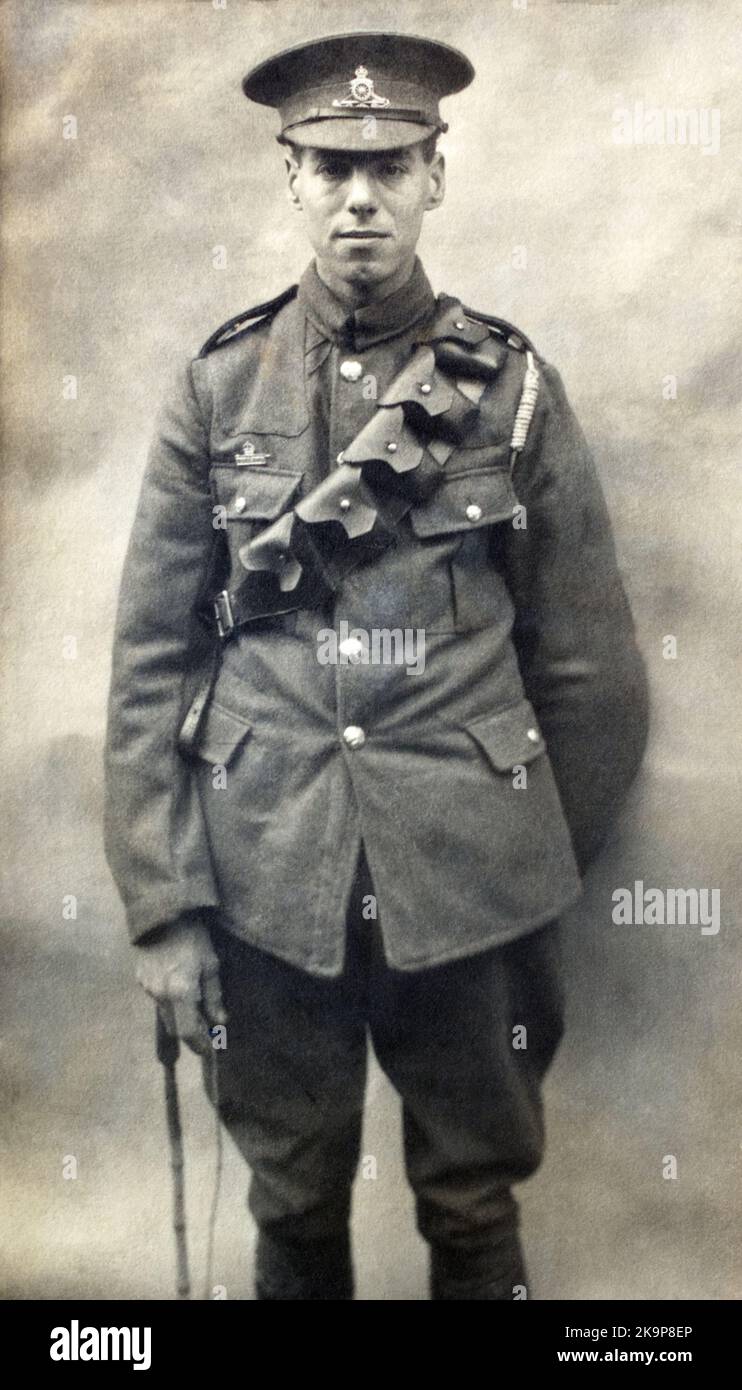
[409,467,519,537]
[464,700,546,771]
[193,700,252,767]
[212,467,303,521]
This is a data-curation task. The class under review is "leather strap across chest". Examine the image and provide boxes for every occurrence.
[212,297,534,638]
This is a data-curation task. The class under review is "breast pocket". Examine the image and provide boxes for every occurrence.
[408,466,520,632]
[210,464,303,568]
[409,465,519,538]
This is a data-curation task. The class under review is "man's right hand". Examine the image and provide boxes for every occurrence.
[134,914,227,1055]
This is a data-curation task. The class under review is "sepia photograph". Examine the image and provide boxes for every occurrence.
[1,0,739,1347]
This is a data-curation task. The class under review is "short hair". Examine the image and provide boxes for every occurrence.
[279,131,440,164]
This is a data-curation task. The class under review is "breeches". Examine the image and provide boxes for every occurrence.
[203,842,565,1300]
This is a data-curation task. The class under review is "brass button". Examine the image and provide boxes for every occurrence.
[343,725,366,749]
[526,727,540,743]
[339,497,351,511]
[336,451,345,464]
[386,441,398,453]
[454,320,465,330]
[233,496,246,514]
[339,359,363,382]
[419,382,432,395]
[465,503,482,522]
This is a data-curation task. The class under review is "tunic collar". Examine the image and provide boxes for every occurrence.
[298,256,436,352]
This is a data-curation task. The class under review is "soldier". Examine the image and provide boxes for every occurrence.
[104,31,649,1300]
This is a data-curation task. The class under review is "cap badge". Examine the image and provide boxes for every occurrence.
[332,66,391,110]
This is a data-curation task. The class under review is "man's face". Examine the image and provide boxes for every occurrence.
[285,143,445,296]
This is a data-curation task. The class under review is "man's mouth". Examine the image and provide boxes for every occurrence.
[334,230,391,239]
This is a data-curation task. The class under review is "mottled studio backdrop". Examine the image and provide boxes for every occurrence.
[1,0,740,1299]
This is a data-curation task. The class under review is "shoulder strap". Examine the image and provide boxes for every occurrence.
[198,284,299,358]
[461,306,537,356]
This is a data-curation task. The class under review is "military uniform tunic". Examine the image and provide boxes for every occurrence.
[104,259,649,978]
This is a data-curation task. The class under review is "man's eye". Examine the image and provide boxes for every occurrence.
[380,163,407,177]
[317,162,347,178]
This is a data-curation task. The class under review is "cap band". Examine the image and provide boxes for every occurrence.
[282,108,448,135]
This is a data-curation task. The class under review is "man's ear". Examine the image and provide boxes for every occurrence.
[283,146,303,211]
[424,150,446,212]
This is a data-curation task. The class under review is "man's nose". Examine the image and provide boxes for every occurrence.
[345,168,379,216]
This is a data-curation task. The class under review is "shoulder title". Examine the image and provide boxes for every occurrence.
[198,284,299,358]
